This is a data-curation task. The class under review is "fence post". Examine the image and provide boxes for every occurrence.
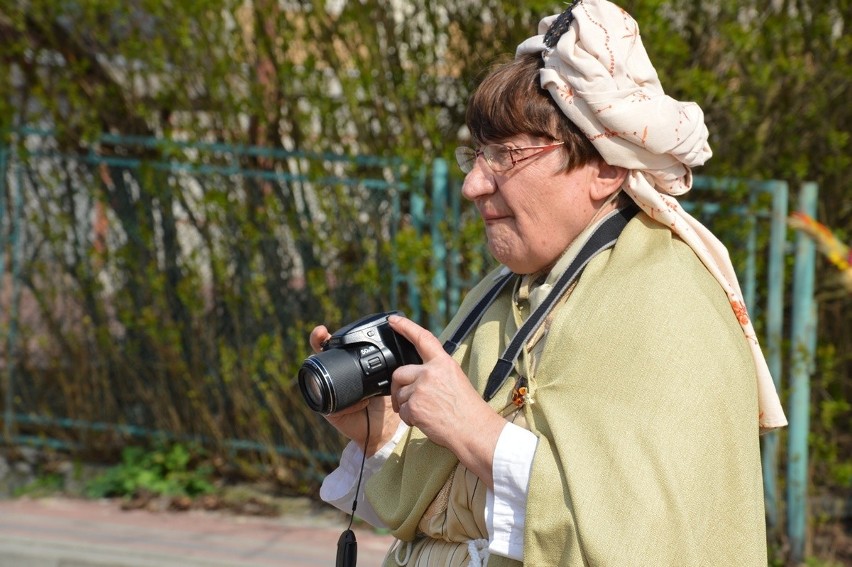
[0,139,9,443]
[3,155,23,445]
[762,181,789,534]
[743,191,758,315]
[408,190,425,323]
[448,176,462,318]
[787,181,819,564]
[430,158,448,333]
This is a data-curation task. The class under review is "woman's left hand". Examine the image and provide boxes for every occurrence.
[387,314,507,487]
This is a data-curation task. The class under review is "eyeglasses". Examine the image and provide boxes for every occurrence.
[454,142,565,174]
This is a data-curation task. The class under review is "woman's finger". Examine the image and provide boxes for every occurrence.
[388,315,445,361]
[309,325,331,353]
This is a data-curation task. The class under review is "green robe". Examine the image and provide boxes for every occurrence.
[366,212,767,566]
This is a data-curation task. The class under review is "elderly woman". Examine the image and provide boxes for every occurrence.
[313,1,786,565]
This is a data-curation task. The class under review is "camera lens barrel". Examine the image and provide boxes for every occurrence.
[298,348,369,415]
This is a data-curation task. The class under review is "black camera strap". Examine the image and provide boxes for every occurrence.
[336,406,370,567]
[441,269,515,355]
[442,204,639,401]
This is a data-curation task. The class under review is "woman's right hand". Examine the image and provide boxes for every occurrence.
[308,325,403,457]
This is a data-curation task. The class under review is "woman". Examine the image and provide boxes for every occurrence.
[314,1,786,565]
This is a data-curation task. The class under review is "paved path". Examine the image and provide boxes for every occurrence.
[0,497,396,566]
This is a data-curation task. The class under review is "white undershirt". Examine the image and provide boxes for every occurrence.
[319,420,538,561]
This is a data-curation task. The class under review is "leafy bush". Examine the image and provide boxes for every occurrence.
[13,473,64,498]
[86,443,214,499]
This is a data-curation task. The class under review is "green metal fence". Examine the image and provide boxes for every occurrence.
[1,135,818,558]
[0,130,423,476]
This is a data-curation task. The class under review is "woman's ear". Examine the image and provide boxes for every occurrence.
[590,161,628,201]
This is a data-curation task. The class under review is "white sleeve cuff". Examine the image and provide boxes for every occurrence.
[485,422,538,561]
[320,421,409,528]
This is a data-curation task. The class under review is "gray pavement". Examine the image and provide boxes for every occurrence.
[0,497,396,566]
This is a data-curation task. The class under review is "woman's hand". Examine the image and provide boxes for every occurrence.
[387,315,507,487]
[308,325,402,457]
[325,396,400,457]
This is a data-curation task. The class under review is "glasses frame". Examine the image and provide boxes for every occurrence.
[455,141,565,174]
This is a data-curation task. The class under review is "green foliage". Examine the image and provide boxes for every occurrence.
[810,344,852,489]
[13,473,64,498]
[804,558,846,567]
[85,443,214,499]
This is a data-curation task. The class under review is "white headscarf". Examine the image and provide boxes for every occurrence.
[517,0,787,431]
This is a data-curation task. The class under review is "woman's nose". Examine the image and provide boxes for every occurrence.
[460,160,495,201]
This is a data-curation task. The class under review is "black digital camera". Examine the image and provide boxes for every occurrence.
[298,311,422,415]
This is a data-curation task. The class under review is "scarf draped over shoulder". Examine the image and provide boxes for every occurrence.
[517,0,786,431]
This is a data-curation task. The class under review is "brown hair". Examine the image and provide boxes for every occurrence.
[465,52,601,172]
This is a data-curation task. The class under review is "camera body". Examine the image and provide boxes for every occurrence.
[298,311,421,415]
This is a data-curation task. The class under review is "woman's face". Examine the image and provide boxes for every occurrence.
[461,135,617,274]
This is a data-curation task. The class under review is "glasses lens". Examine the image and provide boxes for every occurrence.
[482,145,513,172]
[455,147,476,173]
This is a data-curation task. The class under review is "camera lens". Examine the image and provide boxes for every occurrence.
[298,348,367,414]
[302,371,325,409]
[298,359,333,413]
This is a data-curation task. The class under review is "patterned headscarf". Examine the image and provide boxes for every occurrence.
[517,0,787,431]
